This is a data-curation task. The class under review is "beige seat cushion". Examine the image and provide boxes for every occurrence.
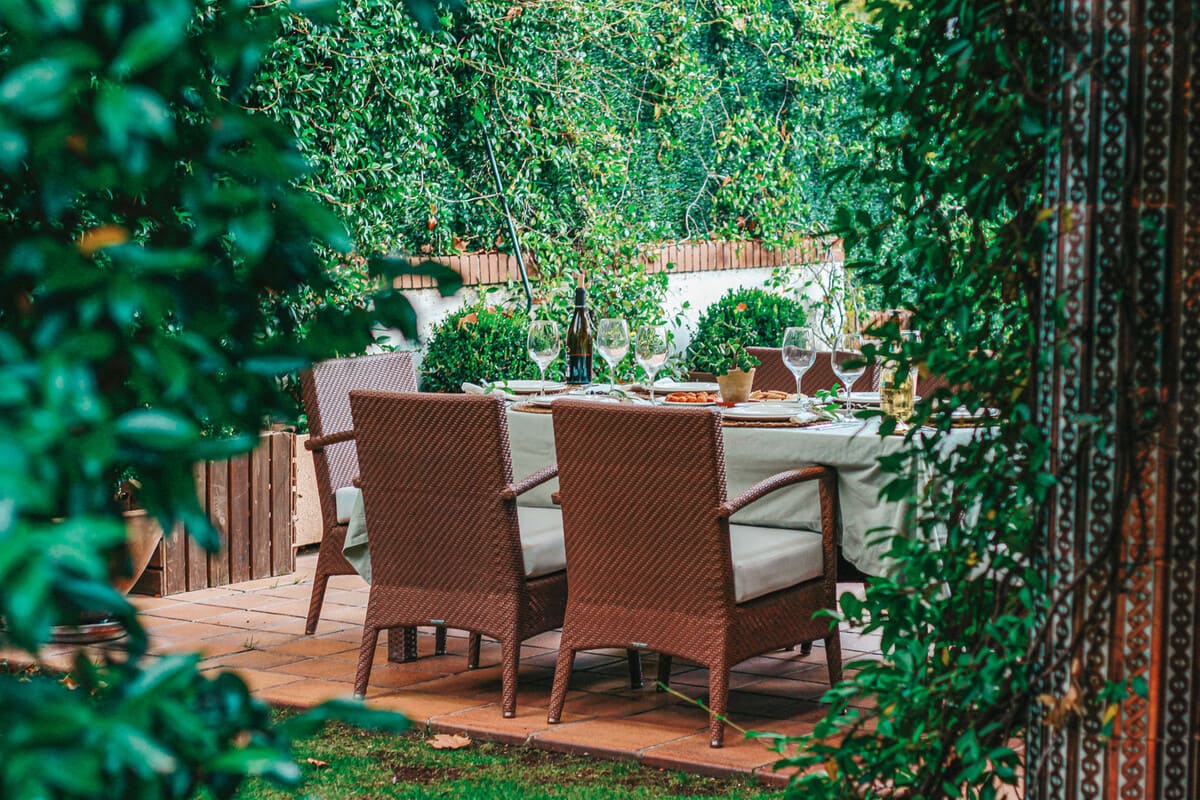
[335,486,360,524]
[729,524,824,603]
[516,506,567,578]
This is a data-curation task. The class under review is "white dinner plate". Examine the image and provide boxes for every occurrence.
[722,402,806,421]
[494,379,568,394]
[633,380,720,394]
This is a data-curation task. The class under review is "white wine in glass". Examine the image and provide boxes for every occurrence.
[595,318,630,393]
[634,325,669,404]
[781,326,816,410]
[527,320,561,398]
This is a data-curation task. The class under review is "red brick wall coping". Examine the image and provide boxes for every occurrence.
[392,238,843,290]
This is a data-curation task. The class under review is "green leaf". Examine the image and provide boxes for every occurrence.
[0,58,73,118]
[115,409,200,450]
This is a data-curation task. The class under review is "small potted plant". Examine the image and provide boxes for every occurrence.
[692,319,762,403]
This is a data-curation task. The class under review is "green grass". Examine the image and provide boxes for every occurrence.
[232,722,782,799]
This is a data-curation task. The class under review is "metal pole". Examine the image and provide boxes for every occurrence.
[482,127,533,313]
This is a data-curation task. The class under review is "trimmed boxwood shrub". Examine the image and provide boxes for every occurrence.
[688,288,808,373]
[420,306,564,392]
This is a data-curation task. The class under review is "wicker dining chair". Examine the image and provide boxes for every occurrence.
[546,400,843,747]
[348,390,569,716]
[301,352,455,663]
[748,347,877,395]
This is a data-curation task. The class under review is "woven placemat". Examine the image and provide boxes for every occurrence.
[511,402,553,414]
[721,418,803,428]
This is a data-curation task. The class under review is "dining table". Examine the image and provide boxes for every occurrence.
[342,398,985,582]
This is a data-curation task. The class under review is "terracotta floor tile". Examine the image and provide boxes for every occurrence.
[204,609,298,630]
[270,637,359,658]
[429,703,586,746]
[139,602,234,622]
[167,587,237,602]
[641,730,785,778]
[255,678,364,706]
[148,620,245,639]
[190,630,296,651]
[254,583,319,601]
[219,668,304,692]
[367,691,493,724]
[271,657,354,682]
[202,649,306,671]
[533,716,698,757]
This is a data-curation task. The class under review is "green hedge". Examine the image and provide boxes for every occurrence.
[688,288,808,373]
[420,305,564,392]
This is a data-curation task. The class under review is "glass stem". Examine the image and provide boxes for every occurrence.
[796,373,804,410]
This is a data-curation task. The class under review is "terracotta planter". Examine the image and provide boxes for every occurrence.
[717,368,756,404]
[113,510,164,595]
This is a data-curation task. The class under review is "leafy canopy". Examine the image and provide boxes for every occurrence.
[0,1,444,796]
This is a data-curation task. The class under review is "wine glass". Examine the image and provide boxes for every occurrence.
[634,324,669,404]
[781,326,816,410]
[595,318,630,394]
[527,320,561,398]
[832,333,867,418]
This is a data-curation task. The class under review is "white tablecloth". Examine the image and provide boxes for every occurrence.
[345,406,980,581]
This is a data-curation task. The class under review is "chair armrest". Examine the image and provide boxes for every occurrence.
[717,465,834,518]
[500,465,559,501]
[305,429,356,451]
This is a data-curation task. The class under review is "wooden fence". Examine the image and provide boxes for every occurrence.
[133,432,295,596]
[391,238,842,290]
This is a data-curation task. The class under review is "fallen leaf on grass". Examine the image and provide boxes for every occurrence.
[429,734,472,750]
[304,758,330,768]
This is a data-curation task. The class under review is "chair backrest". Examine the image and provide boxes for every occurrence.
[349,391,527,593]
[301,353,418,531]
[551,401,735,616]
[747,347,877,395]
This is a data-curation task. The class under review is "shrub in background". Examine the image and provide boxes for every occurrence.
[688,288,807,373]
[420,304,561,392]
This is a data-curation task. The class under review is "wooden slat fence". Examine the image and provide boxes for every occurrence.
[133,432,295,596]
[392,238,843,290]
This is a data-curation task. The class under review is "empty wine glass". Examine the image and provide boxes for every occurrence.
[781,326,816,410]
[595,318,630,394]
[634,324,669,404]
[527,320,561,398]
[832,333,867,418]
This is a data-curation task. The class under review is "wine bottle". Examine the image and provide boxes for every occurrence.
[565,273,593,385]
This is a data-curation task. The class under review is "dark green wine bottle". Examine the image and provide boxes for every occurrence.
[565,276,592,385]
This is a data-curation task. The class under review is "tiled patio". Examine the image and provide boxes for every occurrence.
[28,552,880,788]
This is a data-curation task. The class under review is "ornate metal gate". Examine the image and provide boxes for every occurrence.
[1033,0,1198,797]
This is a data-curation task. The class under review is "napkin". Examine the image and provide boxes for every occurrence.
[461,382,521,402]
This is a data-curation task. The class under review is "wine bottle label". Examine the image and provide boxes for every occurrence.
[566,353,593,384]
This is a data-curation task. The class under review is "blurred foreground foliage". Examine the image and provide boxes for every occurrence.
[0,1,448,797]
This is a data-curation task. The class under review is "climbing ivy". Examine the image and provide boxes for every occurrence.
[252,0,876,269]
[779,0,1063,796]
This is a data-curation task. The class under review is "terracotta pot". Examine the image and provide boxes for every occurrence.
[717,368,756,404]
[112,510,164,595]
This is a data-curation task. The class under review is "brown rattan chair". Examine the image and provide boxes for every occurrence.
[748,347,877,395]
[348,391,569,717]
[301,353,420,642]
[546,401,843,747]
